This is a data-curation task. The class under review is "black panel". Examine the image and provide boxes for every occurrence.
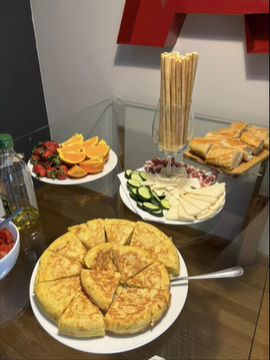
[0,0,49,139]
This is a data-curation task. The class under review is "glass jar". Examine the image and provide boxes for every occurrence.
[0,133,39,229]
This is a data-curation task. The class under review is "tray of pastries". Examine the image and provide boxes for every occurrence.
[184,122,269,175]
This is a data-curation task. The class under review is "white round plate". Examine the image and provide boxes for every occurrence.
[27,150,118,185]
[119,185,225,225]
[29,250,188,354]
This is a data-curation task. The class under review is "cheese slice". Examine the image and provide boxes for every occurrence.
[179,197,201,216]
[191,184,225,198]
[155,177,178,188]
[182,194,211,211]
[178,201,196,221]
[177,178,201,195]
[210,196,224,211]
[186,193,217,204]
[165,205,179,220]
[142,174,156,186]
[166,191,180,206]
[196,209,215,220]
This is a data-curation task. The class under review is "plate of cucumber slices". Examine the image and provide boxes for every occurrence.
[117,168,225,225]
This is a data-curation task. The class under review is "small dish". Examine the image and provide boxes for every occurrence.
[0,218,20,280]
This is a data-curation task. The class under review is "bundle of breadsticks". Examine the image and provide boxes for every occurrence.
[188,121,269,171]
[159,51,199,152]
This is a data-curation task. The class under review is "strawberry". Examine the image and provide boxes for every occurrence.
[33,147,44,158]
[49,154,62,167]
[33,163,46,178]
[30,154,40,165]
[56,164,68,180]
[42,141,59,153]
[46,166,57,179]
[41,150,54,162]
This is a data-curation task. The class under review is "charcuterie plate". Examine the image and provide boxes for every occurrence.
[118,168,225,225]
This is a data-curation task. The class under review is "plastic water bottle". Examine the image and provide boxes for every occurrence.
[0,133,39,229]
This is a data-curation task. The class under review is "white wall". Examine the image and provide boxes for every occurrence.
[30,0,269,126]
[29,0,269,255]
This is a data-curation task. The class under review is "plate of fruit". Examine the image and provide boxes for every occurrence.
[28,134,118,185]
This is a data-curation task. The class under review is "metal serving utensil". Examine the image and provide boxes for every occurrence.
[171,266,244,283]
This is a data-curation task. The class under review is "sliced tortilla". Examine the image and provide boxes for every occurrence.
[81,268,121,312]
[35,250,81,284]
[58,290,105,337]
[34,276,81,324]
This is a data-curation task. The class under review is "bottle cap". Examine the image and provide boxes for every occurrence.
[0,134,13,149]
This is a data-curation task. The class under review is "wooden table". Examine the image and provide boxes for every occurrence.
[0,99,268,359]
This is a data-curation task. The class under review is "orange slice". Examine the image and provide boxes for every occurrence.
[58,149,86,165]
[79,158,104,174]
[60,134,84,147]
[83,136,99,149]
[69,133,82,139]
[98,139,107,146]
[85,143,110,161]
[57,141,82,153]
[68,165,88,178]
[97,139,110,161]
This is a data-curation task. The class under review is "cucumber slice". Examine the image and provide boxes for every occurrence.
[130,187,138,196]
[125,169,133,179]
[160,198,171,210]
[137,201,144,210]
[137,186,152,201]
[151,189,161,204]
[130,172,142,183]
[158,194,166,200]
[139,171,149,181]
[129,191,138,201]
[150,209,164,217]
[127,179,141,188]
[142,202,160,212]
[150,197,162,207]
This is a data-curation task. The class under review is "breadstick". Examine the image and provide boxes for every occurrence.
[164,53,171,151]
[181,56,187,147]
[175,57,182,149]
[170,54,177,150]
[159,53,166,149]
